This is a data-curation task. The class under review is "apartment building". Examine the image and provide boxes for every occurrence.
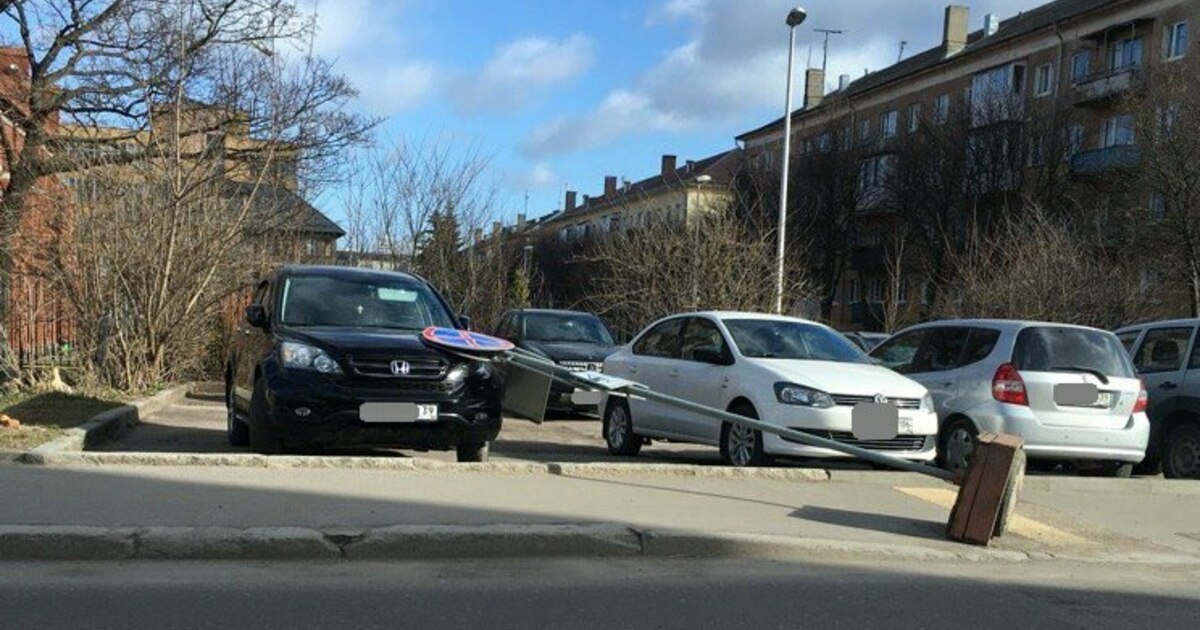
[543,149,741,243]
[737,0,1193,330]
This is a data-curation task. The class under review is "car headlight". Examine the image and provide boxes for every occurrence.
[774,382,834,408]
[446,363,470,385]
[280,341,343,375]
[920,392,934,412]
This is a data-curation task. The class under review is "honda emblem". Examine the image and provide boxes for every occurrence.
[390,360,411,376]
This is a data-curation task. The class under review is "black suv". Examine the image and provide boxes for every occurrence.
[494,309,617,411]
[226,266,502,462]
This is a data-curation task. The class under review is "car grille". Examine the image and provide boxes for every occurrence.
[830,394,921,409]
[557,360,604,373]
[347,354,448,380]
[784,430,932,452]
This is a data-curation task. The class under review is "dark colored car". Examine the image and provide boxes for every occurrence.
[225,265,502,462]
[494,309,617,411]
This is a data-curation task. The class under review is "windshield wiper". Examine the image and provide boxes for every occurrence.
[1050,365,1109,384]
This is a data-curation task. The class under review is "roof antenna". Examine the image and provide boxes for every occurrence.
[814,29,845,73]
[898,40,908,61]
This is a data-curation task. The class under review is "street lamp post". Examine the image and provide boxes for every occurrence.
[775,6,807,315]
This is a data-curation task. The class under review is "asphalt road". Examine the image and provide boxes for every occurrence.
[3,558,1198,630]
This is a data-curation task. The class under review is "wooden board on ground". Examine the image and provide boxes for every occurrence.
[947,432,1025,546]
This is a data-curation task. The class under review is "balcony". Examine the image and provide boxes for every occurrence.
[851,246,886,271]
[1070,145,1142,176]
[1073,68,1141,107]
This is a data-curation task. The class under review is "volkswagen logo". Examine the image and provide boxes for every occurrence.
[873,393,889,404]
[390,360,411,376]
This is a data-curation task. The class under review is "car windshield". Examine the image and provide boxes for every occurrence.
[524,313,614,345]
[1012,326,1135,378]
[279,274,455,331]
[725,319,869,363]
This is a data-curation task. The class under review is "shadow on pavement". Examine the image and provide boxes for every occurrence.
[792,505,946,539]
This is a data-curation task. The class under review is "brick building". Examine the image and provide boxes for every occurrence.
[737,0,1194,330]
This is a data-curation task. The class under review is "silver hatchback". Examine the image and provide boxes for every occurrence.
[870,320,1149,476]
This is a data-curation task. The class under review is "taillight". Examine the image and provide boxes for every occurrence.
[1133,379,1148,414]
[992,362,1028,406]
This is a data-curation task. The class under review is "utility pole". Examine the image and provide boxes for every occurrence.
[814,28,844,73]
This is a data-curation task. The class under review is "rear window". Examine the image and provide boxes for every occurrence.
[1012,326,1134,378]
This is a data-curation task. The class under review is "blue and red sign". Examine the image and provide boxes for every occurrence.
[421,327,515,354]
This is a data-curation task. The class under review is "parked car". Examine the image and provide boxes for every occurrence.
[870,320,1149,477]
[843,331,890,352]
[225,265,502,462]
[494,308,617,411]
[600,312,938,466]
[1113,319,1200,479]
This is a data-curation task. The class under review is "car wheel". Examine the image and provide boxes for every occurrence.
[939,418,978,474]
[248,377,282,455]
[226,384,249,447]
[1163,423,1200,479]
[603,398,642,457]
[720,403,771,467]
[456,442,489,463]
[1133,455,1162,477]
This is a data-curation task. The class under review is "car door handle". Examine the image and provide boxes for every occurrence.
[1160,381,1178,390]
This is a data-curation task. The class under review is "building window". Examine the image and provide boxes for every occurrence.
[1064,124,1085,160]
[858,119,872,142]
[1166,21,1188,60]
[818,131,832,152]
[881,110,899,138]
[849,279,860,303]
[1160,102,1180,136]
[1150,193,1167,221]
[1026,137,1047,167]
[1071,51,1091,82]
[895,278,908,304]
[841,125,852,151]
[970,62,1026,127]
[1034,63,1055,97]
[1110,36,1143,70]
[867,278,884,303]
[857,155,896,193]
[934,94,950,125]
[908,104,921,132]
[1103,114,1135,148]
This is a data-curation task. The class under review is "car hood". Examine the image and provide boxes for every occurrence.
[522,341,616,363]
[283,327,441,358]
[750,359,927,398]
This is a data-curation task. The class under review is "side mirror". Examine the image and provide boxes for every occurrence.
[244,304,269,330]
[458,315,472,330]
[695,346,731,366]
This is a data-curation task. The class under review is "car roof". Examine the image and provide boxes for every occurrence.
[899,318,1110,334]
[511,308,598,317]
[1115,318,1200,332]
[276,264,424,284]
[692,311,826,326]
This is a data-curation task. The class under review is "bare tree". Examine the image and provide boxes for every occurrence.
[585,209,813,338]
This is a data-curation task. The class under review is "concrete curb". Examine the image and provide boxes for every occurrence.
[2,524,1196,564]
[19,384,192,463]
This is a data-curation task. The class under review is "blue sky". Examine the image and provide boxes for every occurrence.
[310,0,1047,227]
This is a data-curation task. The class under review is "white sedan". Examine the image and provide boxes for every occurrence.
[601,312,938,466]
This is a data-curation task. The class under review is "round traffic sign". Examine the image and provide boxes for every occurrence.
[421,327,515,355]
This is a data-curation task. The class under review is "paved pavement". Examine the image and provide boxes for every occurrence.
[2,558,1198,629]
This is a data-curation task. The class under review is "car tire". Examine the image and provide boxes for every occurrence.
[456,442,489,463]
[1163,423,1200,480]
[1133,455,1162,477]
[939,418,978,475]
[603,398,642,457]
[248,377,283,455]
[226,383,249,447]
[719,402,771,467]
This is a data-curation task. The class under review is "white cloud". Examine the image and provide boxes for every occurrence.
[453,34,595,114]
[298,0,439,116]
[524,0,1044,157]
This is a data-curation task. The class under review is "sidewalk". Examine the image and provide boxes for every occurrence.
[3,460,1197,562]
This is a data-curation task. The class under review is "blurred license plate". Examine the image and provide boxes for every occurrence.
[360,402,438,423]
[898,417,915,435]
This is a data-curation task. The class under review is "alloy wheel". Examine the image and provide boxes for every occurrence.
[945,427,975,473]
[1168,432,1200,478]
[728,424,757,467]
[607,406,629,448]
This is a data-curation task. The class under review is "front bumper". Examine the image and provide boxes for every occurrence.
[260,366,502,449]
[966,401,1149,463]
[759,402,939,462]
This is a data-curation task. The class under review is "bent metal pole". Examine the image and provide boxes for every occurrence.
[503,347,956,482]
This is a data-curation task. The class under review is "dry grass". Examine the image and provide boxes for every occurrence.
[0,391,123,451]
